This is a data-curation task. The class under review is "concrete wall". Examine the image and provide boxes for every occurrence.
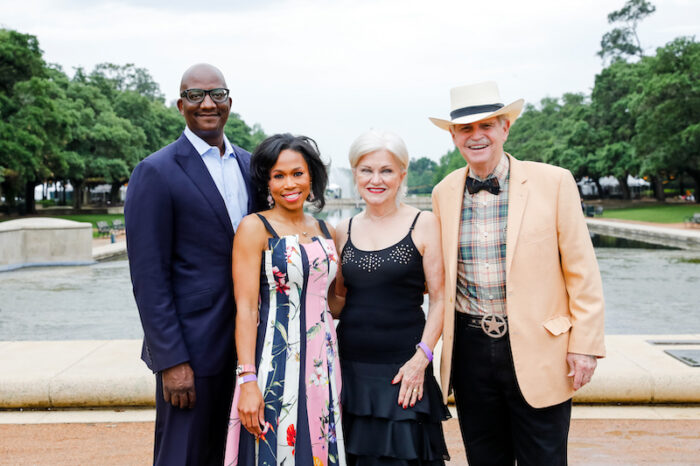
[0,218,93,271]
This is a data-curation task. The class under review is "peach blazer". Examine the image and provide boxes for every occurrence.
[432,154,605,408]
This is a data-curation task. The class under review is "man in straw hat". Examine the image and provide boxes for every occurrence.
[430,81,605,464]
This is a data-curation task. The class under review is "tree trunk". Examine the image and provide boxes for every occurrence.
[650,175,666,202]
[110,181,122,205]
[687,168,700,204]
[72,180,83,210]
[617,175,631,200]
[594,178,604,199]
[24,180,37,215]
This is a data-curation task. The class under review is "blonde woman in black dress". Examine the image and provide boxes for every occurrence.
[329,130,450,465]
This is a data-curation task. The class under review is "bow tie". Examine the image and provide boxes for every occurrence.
[466,176,500,195]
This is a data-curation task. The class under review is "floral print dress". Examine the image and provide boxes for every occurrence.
[225,215,346,466]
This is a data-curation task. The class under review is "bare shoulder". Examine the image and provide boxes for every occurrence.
[236,213,268,242]
[415,209,439,228]
[335,217,350,237]
[336,217,350,232]
[414,210,440,238]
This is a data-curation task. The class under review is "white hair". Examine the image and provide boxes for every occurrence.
[348,129,409,201]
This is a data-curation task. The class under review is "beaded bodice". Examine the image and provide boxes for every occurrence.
[337,213,427,363]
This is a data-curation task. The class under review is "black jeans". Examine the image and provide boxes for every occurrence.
[452,314,571,466]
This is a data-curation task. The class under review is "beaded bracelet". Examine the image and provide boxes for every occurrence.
[416,342,433,362]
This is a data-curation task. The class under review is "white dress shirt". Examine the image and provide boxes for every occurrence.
[184,126,249,231]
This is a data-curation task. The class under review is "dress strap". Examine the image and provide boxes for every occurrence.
[409,211,422,231]
[255,213,280,238]
[347,217,354,236]
[317,219,332,240]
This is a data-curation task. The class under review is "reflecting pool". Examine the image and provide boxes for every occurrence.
[1,229,698,340]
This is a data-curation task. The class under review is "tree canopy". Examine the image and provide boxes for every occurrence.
[0,28,266,213]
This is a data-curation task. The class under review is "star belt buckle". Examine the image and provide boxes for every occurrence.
[481,314,507,338]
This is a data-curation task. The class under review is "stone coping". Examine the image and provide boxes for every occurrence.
[0,218,92,232]
[586,218,700,250]
[92,241,127,261]
[0,335,698,409]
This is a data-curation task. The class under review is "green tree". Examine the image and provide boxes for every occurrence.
[0,29,45,94]
[632,37,700,202]
[63,79,147,209]
[0,29,51,212]
[407,157,437,194]
[590,59,646,199]
[224,114,266,152]
[82,62,165,102]
[599,0,656,62]
[0,28,268,212]
[504,94,598,188]
[432,147,465,185]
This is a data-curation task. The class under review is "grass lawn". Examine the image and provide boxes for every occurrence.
[55,214,125,228]
[601,204,700,223]
[55,214,125,237]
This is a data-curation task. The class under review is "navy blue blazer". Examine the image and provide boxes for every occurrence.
[125,133,256,377]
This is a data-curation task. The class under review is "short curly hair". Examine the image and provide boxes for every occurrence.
[250,133,328,212]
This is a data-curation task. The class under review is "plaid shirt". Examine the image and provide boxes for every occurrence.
[456,154,510,317]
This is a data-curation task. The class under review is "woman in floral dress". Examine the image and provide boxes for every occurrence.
[225,134,346,466]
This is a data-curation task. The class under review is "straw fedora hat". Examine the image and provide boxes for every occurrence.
[429,81,524,131]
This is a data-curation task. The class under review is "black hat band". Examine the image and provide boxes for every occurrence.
[450,103,504,120]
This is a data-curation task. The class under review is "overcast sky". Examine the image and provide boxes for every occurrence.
[2,0,698,168]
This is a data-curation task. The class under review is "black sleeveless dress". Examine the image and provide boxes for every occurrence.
[337,212,450,466]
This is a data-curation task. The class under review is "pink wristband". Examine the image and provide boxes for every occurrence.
[237,374,257,385]
[416,342,433,362]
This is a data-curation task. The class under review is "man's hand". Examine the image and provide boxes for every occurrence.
[162,362,196,409]
[566,352,597,390]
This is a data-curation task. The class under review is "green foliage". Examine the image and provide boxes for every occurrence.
[224,115,267,153]
[505,93,597,178]
[0,27,266,213]
[631,38,700,188]
[601,204,699,223]
[407,157,438,194]
[432,147,465,185]
[599,0,656,61]
[0,29,45,94]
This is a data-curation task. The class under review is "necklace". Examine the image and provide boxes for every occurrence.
[301,231,309,237]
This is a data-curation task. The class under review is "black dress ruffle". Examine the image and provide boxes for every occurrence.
[341,360,450,466]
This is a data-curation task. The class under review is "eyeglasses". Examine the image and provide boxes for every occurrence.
[180,88,230,103]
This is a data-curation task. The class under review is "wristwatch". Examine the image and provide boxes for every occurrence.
[235,364,256,376]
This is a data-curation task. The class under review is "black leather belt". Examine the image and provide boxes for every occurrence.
[457,312,508,338]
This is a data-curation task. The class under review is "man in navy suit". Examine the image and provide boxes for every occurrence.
[125,63,255,465]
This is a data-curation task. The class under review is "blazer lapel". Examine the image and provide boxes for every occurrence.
[445,167,468,291]
[173,134,235,239]
[506,154,528,277]
[232,146,256,214]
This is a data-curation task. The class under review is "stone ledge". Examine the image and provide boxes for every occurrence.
[1,335,698,408]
